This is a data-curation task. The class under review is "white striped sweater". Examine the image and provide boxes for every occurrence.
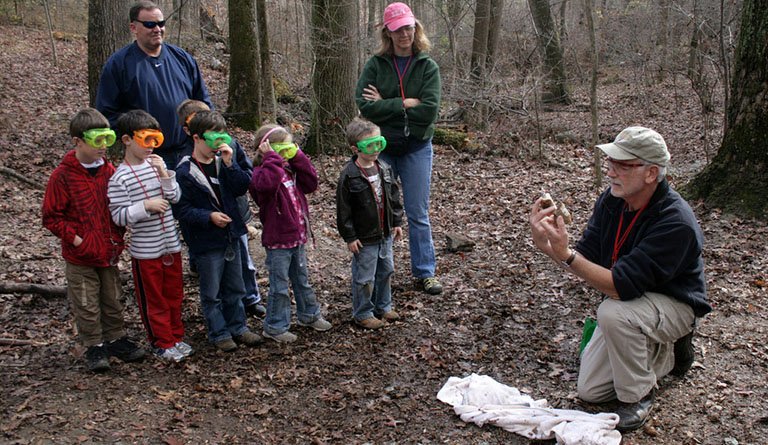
[108,161,182,259]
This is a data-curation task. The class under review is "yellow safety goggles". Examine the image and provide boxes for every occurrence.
[82,128,116,148]
[271,142,298,160]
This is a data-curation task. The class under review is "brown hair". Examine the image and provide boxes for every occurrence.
[375,20,431,56]
[115,109,160,138]
[130,1,160,21]
[253,124,292,165]
[176,99,211,125]
[345,117,380,146]
[187,110,227,137]
[69,108,110,138]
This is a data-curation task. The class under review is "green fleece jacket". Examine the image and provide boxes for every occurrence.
[355,52,441,140]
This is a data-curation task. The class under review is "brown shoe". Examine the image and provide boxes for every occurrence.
[215,338,238,352]
[356,317,385,329]
[234,331,263,347]
[381,310,400,321]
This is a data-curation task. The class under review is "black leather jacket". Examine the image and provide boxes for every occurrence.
[336,156,403,245]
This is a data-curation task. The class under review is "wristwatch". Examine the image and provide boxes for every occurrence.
[561,250,577,268]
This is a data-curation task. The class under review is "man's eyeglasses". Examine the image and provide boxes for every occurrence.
[604,158,647,174]
[135,20,166,29]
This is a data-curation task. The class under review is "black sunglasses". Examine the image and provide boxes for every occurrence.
[135,19,166,29]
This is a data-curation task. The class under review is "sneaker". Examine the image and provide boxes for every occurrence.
[215,338,238,352]
[245,303,267,318]
[381,310,400,321]
[233,331,263,346]
[154,346,185,363]
[262,330,298,343]
[421,277,443,295]
[105,337,146,362]
[297,317,332,331]
[85,345,110,373]
[174,341,194,357]
[356,317,385,330]
[670,331,695,377]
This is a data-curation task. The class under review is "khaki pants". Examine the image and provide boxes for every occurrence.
[577,292,695,403]
[65,262,126,347]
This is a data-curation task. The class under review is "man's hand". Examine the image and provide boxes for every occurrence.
[144,198,170,214]
[210,212,232,228]
[148,154,169,178]
[347,239,362,254]
[218,144,234,166]
[393,226,403,242]
[530,197,570,261]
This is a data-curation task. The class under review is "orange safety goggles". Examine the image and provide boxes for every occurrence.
[133,129,165,149]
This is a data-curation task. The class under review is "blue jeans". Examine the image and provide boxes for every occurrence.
[379,138,436,278]
[264,245,321,335]
[240,234,262,307]
[351,236,394,321]
[196,244,249,342]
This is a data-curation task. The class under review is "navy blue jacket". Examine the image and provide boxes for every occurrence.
[95,42,212,153]
[172,154,250,255]
[575,180,711,318]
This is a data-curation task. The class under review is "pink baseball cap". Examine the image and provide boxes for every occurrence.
[383,2,416,31]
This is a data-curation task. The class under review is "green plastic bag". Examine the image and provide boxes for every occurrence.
[579,317,597,355]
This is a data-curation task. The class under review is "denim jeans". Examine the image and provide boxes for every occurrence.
[264,244,321,335]
[196,244,249,343]
[239,234,263,307]
[379,138,436,278]
[351,236,394,321]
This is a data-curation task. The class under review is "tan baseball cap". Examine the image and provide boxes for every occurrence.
[597,126,670,166]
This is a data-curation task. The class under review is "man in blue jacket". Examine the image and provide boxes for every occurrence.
[95,1,212,170]
[530,126,712,432]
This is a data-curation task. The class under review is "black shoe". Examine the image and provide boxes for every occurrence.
[85,345,110,373]
[105,336,146,362]
[245,303,267,318]
[615,390,655,432]
[670,331,695,377]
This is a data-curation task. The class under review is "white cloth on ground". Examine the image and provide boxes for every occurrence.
[436,374,621,445]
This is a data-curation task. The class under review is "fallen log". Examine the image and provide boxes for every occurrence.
[0,166,46,191]
[0,282,66,296]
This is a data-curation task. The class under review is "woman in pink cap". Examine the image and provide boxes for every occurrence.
[354,2,443,296]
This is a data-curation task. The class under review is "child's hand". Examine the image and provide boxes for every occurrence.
[393,226,403,242]
[347,239,362,254]
[218,144,234,166]
[73,235,83,247]
[258,140,274,155]
[147,154,168,178]
[210,211,232,228]
[144,198,170,214]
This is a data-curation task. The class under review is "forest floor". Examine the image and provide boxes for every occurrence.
[1,25,767,445]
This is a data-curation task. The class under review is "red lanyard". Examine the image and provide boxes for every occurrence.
[393,55,412,101]
[355,160,384,228]
[127,161,166,230]
[611,203,647,266]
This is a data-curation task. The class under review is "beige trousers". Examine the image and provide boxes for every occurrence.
[577,292,695,403]
[65,262,126,347]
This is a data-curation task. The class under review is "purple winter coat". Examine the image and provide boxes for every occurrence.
[249,150,318,248]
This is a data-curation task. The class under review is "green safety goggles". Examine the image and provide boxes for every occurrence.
[203,131,232,150]
[355,135,387,155]
[271,141,298,160]
[82,128,116,148]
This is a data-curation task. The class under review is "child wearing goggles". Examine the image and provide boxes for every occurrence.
[109,109,190,363]
[336,118,404,329]
[250,124,332,343]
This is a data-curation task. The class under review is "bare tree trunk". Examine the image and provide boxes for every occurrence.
[686,0,768,218]
[43,0,57,67]
[227,0,262,130]
[486,0,503,73]
[256,0,276,121]
[527,0,571,103]
[470,0,490,81]
[306,0,358,155]
[87,1,131,106]
[657,0,669,81]
[582,0,601,188]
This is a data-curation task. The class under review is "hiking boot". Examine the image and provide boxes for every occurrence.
[381,310,400,321]
[215,338,238,352]
[616,389,655,432]
[421,277,443,295]
[670,331,695,377]
[105,337,146,362]
[356,317,385,330]
[174,341,194,357]
[245,303,267,318]
[85,345,110,373]
[154,346,185,363]
[234,331,263,346]
[297,317,332,331]
[262,330,297,343]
